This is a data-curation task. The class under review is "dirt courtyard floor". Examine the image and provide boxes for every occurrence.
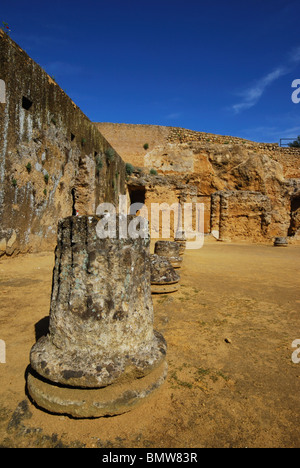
[0,241,299,448]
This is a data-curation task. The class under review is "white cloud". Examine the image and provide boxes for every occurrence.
[240,123,300,142]
[165,112,181,120]
[276,126,300,138]
[232,67,288,114]
[231,46,300,114]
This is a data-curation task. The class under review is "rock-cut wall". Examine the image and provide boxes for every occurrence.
[101,123,300,243]
[0,31,126,256]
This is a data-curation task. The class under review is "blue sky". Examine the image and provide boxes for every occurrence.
[2,0,300,142]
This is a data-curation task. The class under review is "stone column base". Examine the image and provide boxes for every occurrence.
[169,258,183,269]
[151,282,179,294]
[274,237,288,247]
[175,241,186,256]
[27,360,168,419]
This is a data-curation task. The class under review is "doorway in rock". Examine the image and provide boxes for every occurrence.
[288,196,300,236]
[71,188,77,216]
[128,186,146,215]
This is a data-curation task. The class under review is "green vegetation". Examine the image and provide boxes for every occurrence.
[169,363,230,390]
[143,143,149,150]
[156,295,169,304]
[170,370,193,389]
[105,148,115,163]
[1,22,11,35]
[43,188,47,196]
[196,367,210,379]
[12,178,17,187]
[44,173,49,184]
[125,162,134,175]
[25,162,32,173]
[150,168,157,175]
[288,136,300,148]
[95,156,103,175]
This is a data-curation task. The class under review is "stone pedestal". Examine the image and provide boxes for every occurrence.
[274,237,288,247]
[150,254,180,294]
[27,215,167,418]
[154,241,182,269]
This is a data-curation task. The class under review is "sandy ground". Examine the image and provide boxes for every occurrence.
[0,241,299,448]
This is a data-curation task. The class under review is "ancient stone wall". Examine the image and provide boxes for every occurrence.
[126,171,211,239]
[211,191,273,243]
[96,122,300,180]
[1,37,299,252]
[125,140,296,241]
[0,31,125,256]
[105,123,300,243]
[95,123,170,169]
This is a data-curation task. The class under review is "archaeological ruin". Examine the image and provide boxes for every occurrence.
[1,29,300,425]
[1,31,300,260]
[0,30,125,258]
[27,215,167,418]
[96,123,300,245]
[150,254,180,294]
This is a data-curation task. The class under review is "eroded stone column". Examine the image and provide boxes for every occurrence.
[27,215,167,418]
[150,254,180,294]
[154,240,182,269]
[219,193,231,242]
[174,229,186,256]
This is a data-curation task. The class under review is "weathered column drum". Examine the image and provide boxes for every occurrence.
[154,240,182,269]
[27,215,167,418]
[274,236,288,247]
[150,254,180,294]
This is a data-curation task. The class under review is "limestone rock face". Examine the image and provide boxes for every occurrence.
[0,229,18,256]
[289,194,300,238]
[125,135,300,243]
[29,215,167,406]
[290,208,300,236]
